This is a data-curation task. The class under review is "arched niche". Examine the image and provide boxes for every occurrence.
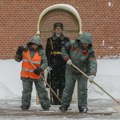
[36,4,82,35]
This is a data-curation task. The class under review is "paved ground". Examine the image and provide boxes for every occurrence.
[0,98,120,120]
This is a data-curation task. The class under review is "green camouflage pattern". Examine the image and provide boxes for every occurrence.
[61,32,97,110]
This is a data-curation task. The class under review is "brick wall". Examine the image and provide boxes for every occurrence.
[0,0,120,59]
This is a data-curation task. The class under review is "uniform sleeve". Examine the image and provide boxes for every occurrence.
[14,55,22,62]
[61,42,71,61]
[45,39,51,65]
[40,50,48,70]
[88,51,97,75]
[67,37,70,42]
[66,37,70,43]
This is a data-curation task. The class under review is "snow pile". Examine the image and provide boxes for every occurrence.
[0,60,22,99]
[0,59,120,100]
[0,81,17,99]
[88,59,120,99]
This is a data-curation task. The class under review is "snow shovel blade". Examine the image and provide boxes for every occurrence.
[113,100,120,113]
[113,104,120,113]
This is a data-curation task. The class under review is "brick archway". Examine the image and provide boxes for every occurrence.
[36,4,82,35]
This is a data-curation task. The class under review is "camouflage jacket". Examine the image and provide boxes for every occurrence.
[61,33,97,75]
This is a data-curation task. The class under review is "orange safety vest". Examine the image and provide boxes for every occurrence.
[21,50,42,79]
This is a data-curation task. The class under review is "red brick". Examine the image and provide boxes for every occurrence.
[0,0,120,59]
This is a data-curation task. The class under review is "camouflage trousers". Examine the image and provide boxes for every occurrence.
[61,69,88,109]
[21,78,50,109]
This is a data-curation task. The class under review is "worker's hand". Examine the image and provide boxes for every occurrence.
[46,66,52,73]
[67,59,72,65]
[33,67,42,75]
[16,46,25,56]
[88,75,95,83]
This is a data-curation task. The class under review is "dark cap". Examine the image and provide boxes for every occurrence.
[53,22,63,30]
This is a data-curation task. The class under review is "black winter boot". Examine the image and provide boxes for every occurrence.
[59,106,68,112]
[43,107,50,111]
[21,105,29,111]
[79,106,88,113]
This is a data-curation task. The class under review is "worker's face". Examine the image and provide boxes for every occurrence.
[31,44,38,50]
[82,43,89,48]
[55,27,62,34]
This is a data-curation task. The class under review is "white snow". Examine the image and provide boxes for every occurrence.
[88,59,120,99]
[0,59,120,120]
[0,59,37,99]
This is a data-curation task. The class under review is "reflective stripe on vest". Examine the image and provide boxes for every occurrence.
[21,50,42,79]
[22,59,40,64]
[22,68,33,72]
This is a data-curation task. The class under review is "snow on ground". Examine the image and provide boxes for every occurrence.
[0,59,120,120]
[0,59,120,100]
[88,59,120,99]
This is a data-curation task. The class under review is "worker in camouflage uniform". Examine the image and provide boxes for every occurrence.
[15,35,50,111]
[59,32,97,113]
[46,22,70,105]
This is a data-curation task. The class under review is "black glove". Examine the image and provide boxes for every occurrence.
[33,67,42,75]
[16,46,25,56]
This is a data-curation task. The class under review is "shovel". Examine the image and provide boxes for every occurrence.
[71,63,120,112]
[22,52,61,104]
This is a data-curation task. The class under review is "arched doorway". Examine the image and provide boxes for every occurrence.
[36,4,82,47]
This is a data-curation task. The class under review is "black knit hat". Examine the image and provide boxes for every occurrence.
[53,22,63,30]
